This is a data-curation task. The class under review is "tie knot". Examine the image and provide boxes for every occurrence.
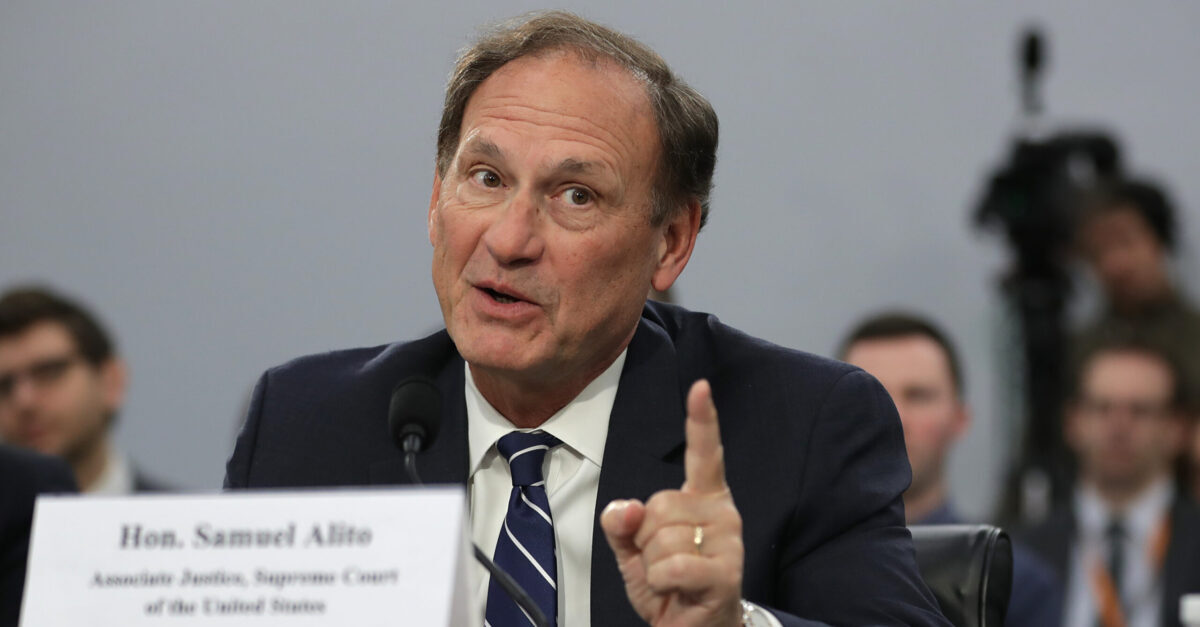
[497,431,561,487]
[1105,518,1127,541]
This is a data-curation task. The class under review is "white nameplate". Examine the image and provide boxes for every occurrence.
[21,488,474,626]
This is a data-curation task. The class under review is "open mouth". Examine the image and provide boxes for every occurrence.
[483,287,521,305]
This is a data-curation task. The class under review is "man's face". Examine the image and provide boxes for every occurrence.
[1080,207,1170,311]
[0,321,123,462]
[1066,350,1184,494]
[843,335,968,498]
[429,51,692,389]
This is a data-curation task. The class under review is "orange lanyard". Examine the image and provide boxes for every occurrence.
[1088,515,1172,627]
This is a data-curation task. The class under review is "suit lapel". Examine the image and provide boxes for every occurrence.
[415,356,469,485]
[368,320,685,623]
[591,318,687,626]
[1160,499,1200,627]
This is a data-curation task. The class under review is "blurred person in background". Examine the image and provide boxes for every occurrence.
[1074,178,1200,416]
[1021,338,1200,627]
[0,286,165,493]
[840,312,1062,627]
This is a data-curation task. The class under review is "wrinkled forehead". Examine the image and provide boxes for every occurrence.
[457,50,660,170]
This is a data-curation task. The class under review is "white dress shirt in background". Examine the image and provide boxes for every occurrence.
[1063,478,1173,627]
[87,442,135,495]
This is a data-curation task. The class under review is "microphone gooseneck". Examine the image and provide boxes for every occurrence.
[473,546,552,627]
[386,377,550,627]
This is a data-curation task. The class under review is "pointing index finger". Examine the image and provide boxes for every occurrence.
[682,379,727,494]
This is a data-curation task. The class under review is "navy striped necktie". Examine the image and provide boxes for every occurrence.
[485,430,562,627]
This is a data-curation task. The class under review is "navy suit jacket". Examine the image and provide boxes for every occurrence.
[226,302,949,626]
[0,445,77,627]
[1019,497,1200,627]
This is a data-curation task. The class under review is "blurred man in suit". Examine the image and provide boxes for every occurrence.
[0,286,163,493]
[841,311,1062,627]
[1074,178,1200,419]
[1022,338,1199,627]
[227,11,948,627]
[0,444,77,627]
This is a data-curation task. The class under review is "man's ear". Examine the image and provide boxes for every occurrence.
[99,357,127,414]
[950,402,971,443]
[1164,410,1189,457]
[650,200,701,293]
[428,170,443,246]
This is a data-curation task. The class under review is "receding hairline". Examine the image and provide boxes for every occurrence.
[446,46,659,163]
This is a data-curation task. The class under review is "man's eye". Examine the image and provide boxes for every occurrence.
[563,187,592,206]
[905,388,937,404]
[472,170,502,188]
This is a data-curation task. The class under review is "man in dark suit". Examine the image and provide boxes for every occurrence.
[226,11,948,627]
[840,312,1062,627]
[1020,338,1200,627]
[0,286,166,493]
[0,445,77,627]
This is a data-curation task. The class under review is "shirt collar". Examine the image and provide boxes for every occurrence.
[1075,477,1174,541]
[88,442,135,495]
[465,349,626,477]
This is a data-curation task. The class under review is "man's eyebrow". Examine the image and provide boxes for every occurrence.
[553,158,602,175]
[459,137,505,161]
[460,138,610,178]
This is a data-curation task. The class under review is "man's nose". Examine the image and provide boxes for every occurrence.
[8,374,41,409]
[483,189,544,266]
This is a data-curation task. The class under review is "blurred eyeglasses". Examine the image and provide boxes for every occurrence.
[1078,397,1172,421]
[0,353,85,403]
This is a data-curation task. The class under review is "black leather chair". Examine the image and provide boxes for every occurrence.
[909,525,1013,627]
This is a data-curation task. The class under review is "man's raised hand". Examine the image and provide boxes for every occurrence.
[600,379,744,627]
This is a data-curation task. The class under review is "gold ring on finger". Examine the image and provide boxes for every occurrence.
[693,525,704,555]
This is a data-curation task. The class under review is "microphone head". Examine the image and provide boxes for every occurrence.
[1020,26,1045,78]
[387,376,442,451]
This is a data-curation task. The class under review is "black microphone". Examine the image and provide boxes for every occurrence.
[1018,25,1046,118]
[388,376,441,484]
[1020,27,1043,81]
[386,377,550,627]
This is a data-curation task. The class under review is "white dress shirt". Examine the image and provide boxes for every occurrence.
[87,443,135,495]
[466,351,623,626]
[1063,478,1173,627]
[464,351,780,627]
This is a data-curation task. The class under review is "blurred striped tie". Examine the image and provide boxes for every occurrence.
[485,430,561,627]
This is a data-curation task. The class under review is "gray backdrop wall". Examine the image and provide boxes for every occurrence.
[3,1,1198,519]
